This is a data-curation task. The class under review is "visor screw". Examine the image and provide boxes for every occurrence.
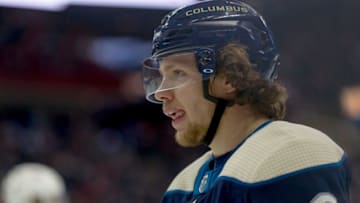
[200,57,212,66]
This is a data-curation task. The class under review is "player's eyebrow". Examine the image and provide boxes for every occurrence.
[158,53,198,75]
[159,64,177,75]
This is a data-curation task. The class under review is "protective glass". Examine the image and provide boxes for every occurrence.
[143,52,201,104]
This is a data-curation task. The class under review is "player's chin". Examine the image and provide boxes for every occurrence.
[175,131,203,147]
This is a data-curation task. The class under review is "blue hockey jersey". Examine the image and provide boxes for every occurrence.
[162,121,351,203]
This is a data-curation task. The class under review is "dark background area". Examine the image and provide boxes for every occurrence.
[0,0,359,202]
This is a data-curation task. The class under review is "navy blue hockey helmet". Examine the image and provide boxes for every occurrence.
[143,0,279,103]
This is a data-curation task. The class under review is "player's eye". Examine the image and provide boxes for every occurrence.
[166,69,188,82]
[173,69,186,78]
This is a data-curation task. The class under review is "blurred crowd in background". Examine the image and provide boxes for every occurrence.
[0,0,359,202]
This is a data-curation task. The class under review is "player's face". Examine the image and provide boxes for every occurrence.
[155,53,215,147]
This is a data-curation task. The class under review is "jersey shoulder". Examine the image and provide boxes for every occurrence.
[219,121,346,184]
[166,151,212,192]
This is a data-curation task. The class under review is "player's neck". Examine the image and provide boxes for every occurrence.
[209,104,269,157]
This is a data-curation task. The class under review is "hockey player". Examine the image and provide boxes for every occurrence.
[143,0,351,202]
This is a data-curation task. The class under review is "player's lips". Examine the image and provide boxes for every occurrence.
[163,109,185,120]
[163,109,186,129]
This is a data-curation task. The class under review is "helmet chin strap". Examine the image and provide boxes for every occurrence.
[202,79,230,145]
[196,48,233,146]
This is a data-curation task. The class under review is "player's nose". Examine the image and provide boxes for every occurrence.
[155,89,174,102]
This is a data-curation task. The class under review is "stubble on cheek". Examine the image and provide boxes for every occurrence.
[172,84,214,147]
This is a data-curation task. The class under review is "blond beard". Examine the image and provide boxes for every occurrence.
[174,122,208,147]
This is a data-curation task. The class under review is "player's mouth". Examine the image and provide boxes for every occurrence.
[164,109,186,129]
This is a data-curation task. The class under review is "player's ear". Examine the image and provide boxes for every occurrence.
[209,75,236,98]
[223,79,237,94]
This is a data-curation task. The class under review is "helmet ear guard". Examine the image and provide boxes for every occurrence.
[195,48,216,79]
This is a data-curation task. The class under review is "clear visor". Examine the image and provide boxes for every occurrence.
[143,52,201,104]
